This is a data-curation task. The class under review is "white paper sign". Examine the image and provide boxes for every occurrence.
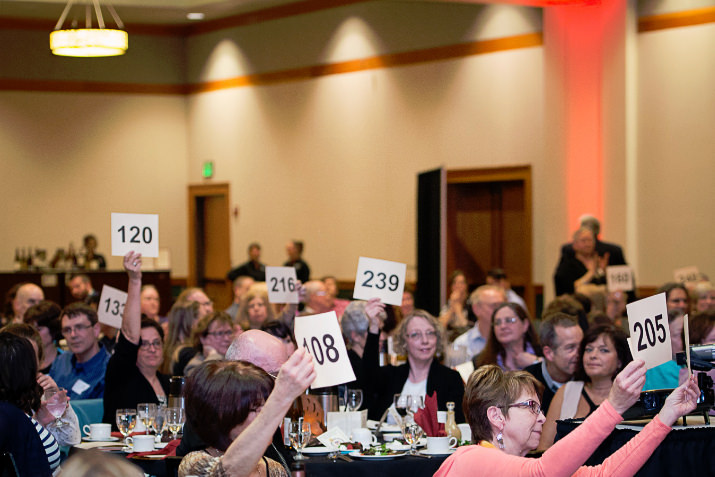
[352,257,406,306]
[294,311,355,389]
[673,266,700,284]
[684,314,691,378]
[266,266,299,304]
[606,265,634,292]
[97,285,127,329]
[111,213,159,257]
[626,293,671,369]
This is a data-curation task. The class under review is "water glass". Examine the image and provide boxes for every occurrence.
[289,419,312,461]
[116,409,137,444]
[346,389,363,412]
[402,421,424,455]
[137,403,158,434]
[43,388,68,428]
[165,407,185,440]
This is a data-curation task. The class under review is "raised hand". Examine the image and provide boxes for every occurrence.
[275,348,316,401]
[607,360,646,415]
[365,297,385,333]
[123,251,142,280]
[657,375,700,426]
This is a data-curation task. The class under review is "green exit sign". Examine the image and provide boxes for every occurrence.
[202,161,214,178]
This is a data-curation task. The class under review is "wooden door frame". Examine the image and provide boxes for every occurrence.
[446,166,534,315]
[188,183,231,288]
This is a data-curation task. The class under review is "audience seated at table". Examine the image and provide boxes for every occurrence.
[225,276,255,321]
[322,275,350,319]
[179,348,315,477]
[473,302,542,372]
[363,300,465,422]
[140,284,166,329]
[163,301,200,375]
[692,281,715,313]
[539,324,631,450]
[2,282,44,325]
[184,311,237,375]
[260,320,297,357]
[452,285,507,362]
[339,300,374,405]
[24,301,64,374]
[103,252,169,430]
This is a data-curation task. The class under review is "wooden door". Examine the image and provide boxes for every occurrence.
[188,183,232,310]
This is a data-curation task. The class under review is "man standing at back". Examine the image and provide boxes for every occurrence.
[452,285,507,360]
[50,303,111,399]
[227,242,266,282]
[284,240,310,283]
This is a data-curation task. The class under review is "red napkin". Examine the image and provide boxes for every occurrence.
[126,439,180,459]
[414,392,446,437]
[111,431,148,439]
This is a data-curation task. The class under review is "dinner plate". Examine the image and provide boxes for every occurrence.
[301,447,332,455]
[348,451,406,460]
[82,436,120,442]
[385,443,410,452]
[420,448,456,456]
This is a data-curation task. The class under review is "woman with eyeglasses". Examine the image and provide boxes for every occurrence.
[363,300,465,421]
[435,363,699,477]
[474,303,542,372]
[183,311,239,376]
[103,251,170,430]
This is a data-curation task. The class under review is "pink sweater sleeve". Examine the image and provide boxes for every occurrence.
[434,400,669,477]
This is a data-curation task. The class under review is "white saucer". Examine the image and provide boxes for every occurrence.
[420,448,456,456]
[83,436,119,442]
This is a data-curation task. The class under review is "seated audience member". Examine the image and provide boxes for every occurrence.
[175,287,215,319]
[103,252,169,430]
[60,449,143,477]
[539,324,631,450]
[2,323,81,447]
[238,288,278,331]
[0,401,52,477]
[284,240,310,283]
[486,268,528,313]
[543,295,589,334]
[434,363,699,477]
[524,312,583,414]
[81,233,107,270]
[140,284,165,326]
[363,301,465,422]
[474,303,541,372]
[688,311,715,345]
[401,285,415,317]
[68,274,97,304]
[606,290,628,331]
[0,332,59,475]
[50,303,111,400]
[179,350,316,477]
[227,242,266,282]
[225,276,255,321]
[340,301,373,399]
[184,311,237,375]
[452,285,507,361]
[3,282,44,324]
[260,321,296,357]
[439,270,472,334]
[162,301,200,375]
[301,280,331,316]
[322,275,349,319]
[659,282,690,315]
[554,227,609,297]
[24,301,64,373]
[692,281,715,313]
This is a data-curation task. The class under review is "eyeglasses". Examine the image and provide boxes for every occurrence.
[139,340,163,350]
[508,399,542,415]
[406,330,437,341]
[493,316,519,326]
[207,330,234,338]
[199,300,213,307]
[61,323,94,336]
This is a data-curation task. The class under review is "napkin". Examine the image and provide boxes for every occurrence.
[414,392,446,437]
[126,439,180,458]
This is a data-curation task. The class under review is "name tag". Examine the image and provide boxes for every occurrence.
[72,379,91,396]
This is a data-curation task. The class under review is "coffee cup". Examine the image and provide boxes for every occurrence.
[82,423,111,441]
[126,434,155,452]
[426,436,458,454]
[457,423,472,442]
[352,428,378,449]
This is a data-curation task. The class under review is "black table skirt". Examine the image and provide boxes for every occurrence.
[305,454,449,477]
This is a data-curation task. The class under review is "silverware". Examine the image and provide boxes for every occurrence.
[411,453,432,459]
[336,454,353,462]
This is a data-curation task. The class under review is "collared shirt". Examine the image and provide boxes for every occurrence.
[453,325,487,359]
[540,359,564,393]
[49,345,111,400]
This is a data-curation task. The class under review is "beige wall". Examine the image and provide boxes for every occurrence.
[0,1,713,300]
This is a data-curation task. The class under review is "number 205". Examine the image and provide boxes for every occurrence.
[633,314,667,351]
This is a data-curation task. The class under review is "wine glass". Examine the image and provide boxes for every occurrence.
[406,395,424,420]
[402,421,424,455]
[165,407,185,441]
[137,403,158,434]
[393,394,409,424]
[346,389,363,412]
[289,418,312,461]
[43,388,68,428]
[116,409,137,445]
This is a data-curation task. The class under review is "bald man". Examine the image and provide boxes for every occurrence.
[12,283,44,323]
[177,330,294,471]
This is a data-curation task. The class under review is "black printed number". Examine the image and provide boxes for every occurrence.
[118,225,152,244]
[104,298,125,316]
[634,314,666,351]
[361,270,399,291]
[270,277,296,293]
[302,334,340,365]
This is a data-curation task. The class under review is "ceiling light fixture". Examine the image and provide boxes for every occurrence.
[50,0,128,57]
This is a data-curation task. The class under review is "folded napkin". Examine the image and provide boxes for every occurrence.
[414,392,446,437]
[111,431,149,439]
[126,439,180,459]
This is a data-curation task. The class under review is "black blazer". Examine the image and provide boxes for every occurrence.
[363,332,465,422]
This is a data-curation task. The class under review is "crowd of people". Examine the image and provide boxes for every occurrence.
[0,221,713,476]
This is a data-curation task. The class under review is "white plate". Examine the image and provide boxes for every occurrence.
[385,443,410,452]
[82,436,120,442]
[301,447,332,455]
[420,448,456,456]
[348,451,406,460]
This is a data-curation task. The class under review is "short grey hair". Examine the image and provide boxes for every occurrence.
[341,301,369,345]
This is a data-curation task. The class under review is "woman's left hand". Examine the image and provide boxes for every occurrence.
[36,373,57,392]
[123,251,142,279]
[657,375,700,426]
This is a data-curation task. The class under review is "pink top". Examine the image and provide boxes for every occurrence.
[434,400,671,477]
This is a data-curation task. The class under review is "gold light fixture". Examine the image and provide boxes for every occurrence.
[50,0,128,57]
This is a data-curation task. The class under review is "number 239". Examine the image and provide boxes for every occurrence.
[361,270,398,291]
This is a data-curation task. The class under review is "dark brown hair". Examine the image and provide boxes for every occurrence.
[24,300,63,342]
[0,332,42,414]
[475,303,542,368]
[184,360,274,451]
[1,323,44,364]
[62,302,98,326]
[573,324,632,382]
[190,311,234,352]
[687,311,715,345]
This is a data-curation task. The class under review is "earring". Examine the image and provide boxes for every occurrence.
[496,432,505,450]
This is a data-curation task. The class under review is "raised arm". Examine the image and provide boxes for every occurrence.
[121,251,143,344]
[219,348,315,477]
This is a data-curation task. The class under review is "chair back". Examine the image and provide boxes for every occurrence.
[70,398,104,432]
